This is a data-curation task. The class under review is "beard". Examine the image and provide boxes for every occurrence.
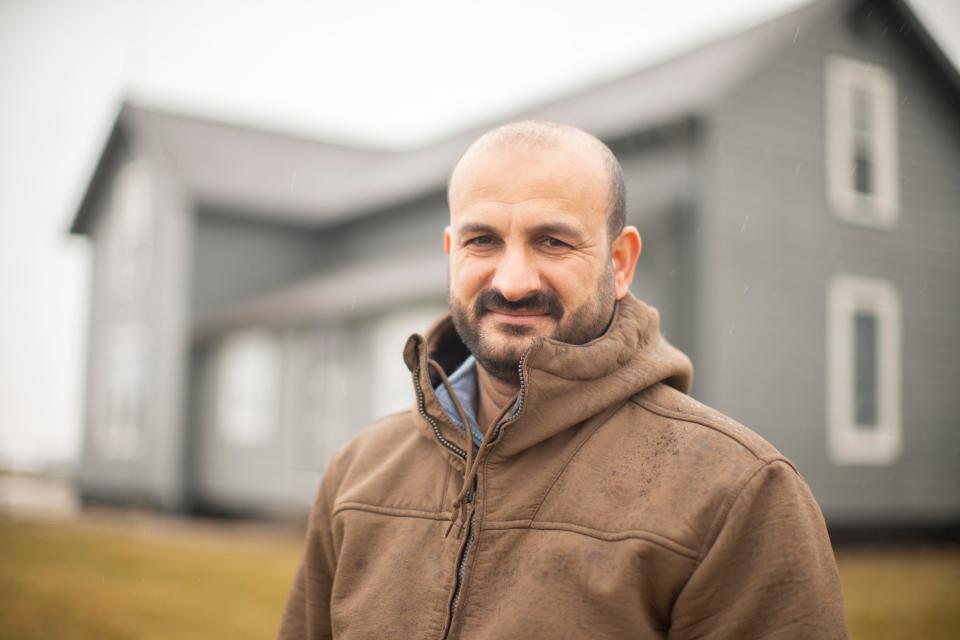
[449,266,617,384]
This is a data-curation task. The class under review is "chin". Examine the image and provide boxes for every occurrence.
[480,333,536,363]
[486,315,555,337]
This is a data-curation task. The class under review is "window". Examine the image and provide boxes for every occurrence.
[827,274,901,464]
[109,160,153,297]
[370,304,446,418]
[96,323,147,460]
[825,56,899,228]
[299,326,353,470]
[216,329,281,449]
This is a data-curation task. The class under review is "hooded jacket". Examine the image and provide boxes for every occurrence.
[279,294,848,639]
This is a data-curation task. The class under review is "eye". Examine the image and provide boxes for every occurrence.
[539,236,572,250]
[465,235,498,248]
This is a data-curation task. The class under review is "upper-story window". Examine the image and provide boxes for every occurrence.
[825,56,899,228]
[109,160,153,297]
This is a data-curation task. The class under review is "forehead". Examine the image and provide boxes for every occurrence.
[448,140,611,227]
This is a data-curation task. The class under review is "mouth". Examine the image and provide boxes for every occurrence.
[486,309,553,324]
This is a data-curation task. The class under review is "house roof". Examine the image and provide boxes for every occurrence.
[69,0,957,235]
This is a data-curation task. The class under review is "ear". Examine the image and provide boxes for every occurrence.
[610,226,641,299]
[443,226,452,257]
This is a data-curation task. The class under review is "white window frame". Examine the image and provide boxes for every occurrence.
[824,56,899,228]
[370,303,446,418]
[300,325,352,470]
[215,329,282,449]
[109,160,153,297]
[826,274,901,465]
[96,323,148,460]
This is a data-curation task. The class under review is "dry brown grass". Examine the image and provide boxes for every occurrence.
[0,514,303,640]
[1,514,958,638]
[836,545,960,640]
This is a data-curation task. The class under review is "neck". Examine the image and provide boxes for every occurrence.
[476,364,519,435]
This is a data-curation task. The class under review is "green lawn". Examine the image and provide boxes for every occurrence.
[1,516,958,639]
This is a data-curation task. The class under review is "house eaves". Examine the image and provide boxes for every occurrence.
[70,0,958,235]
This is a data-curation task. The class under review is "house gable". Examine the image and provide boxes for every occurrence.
[696,0,960,525]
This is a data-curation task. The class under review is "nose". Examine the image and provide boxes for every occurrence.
[490,247,541,301]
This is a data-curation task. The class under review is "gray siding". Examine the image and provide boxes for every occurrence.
[188,194,451,513]
[617,127,699,359]
[699,0,960,524]
[192,211,330,319]
[78,134,194,509]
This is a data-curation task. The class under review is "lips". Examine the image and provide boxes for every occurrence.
[487,308,550,317]
[487,310,551,323]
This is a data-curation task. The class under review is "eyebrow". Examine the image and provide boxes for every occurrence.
[457,222,498,237]
[526,222,584,240]
[456,221,585,240]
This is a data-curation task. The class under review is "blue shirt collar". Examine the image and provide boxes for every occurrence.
[433,355,484,448]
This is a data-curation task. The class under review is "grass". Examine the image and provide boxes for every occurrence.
[837,546,960,640]
[0,515,303,640]
[1,514,958,639]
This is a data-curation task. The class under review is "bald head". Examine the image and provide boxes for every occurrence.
[448,121,626,242]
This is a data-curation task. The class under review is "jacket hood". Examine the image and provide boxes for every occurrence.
[404,293,693,459]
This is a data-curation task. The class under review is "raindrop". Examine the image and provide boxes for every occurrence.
[740,215,750,232]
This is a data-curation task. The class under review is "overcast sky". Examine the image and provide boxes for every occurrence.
[1,0,958,470]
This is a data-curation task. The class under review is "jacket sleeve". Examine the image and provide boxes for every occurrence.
[668,459,849,640]
[277,455,343,640]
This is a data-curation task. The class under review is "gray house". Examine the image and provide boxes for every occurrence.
[71,0,960,533]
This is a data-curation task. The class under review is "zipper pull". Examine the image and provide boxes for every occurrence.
[457,503,476,539]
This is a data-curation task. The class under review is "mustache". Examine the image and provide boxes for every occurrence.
[474,289,564,320]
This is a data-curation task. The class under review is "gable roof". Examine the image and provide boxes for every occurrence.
[70,0,957,235]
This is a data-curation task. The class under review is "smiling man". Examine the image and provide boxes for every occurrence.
[279,121,848,639]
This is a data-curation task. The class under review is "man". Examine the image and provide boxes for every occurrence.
[279,121,848,639]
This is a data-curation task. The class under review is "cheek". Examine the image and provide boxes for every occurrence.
[451,256,494,294]
[541,260,600,300]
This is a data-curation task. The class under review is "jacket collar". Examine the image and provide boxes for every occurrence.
[404,293,693,460]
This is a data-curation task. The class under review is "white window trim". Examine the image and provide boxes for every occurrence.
[824,56,899,228]
[109,159,154,298]
[215,329,282,449]
[370,303,447,418]
[96,323,148,460]
[300,325,351,470]
[826,274,902,465]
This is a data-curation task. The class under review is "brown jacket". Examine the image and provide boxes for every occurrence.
[279,295,848,639]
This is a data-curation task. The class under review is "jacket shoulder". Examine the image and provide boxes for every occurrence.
[630,383,789,467]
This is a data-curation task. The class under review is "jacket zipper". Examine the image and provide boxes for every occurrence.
[413,356,467,461]
[442,508,476,639]
[485,352,528,445]
[435,352,530,640]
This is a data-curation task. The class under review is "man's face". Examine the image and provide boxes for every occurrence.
[445,140,621,383]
